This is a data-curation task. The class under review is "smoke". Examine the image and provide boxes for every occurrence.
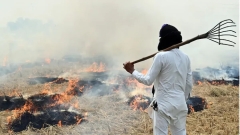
[195,65,239,80]
[0,0,238,70]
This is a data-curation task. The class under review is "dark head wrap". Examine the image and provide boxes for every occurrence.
[158,24,182,51]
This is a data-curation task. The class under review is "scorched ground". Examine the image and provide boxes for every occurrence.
[0,58,238,135]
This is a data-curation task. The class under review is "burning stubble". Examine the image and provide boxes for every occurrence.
[0,61,157,133]
[2,79,87,132]
[0,0,238,134]
[0,59,238,134]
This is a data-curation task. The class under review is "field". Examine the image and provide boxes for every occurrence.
[0,62,239,135]
[134,83,239,135]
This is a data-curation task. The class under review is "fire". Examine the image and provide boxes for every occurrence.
[46,79,82,106]
[6,78,85,131]
[45,58,51,64]
[76,117,82,124]
[197,81,203,86]
[211,81,217,85]
[65,79,82,95]
[72,101,79,109]
[84,112,88,117]
[125,77,152,90]
[58,121,62,127]
[130,97,139,111]
[41,84,53,95]
[189,105,195,113]
[204,78,232,86]
[85,62,106,72]
[78,86,84,92]
[124,69,152,91]
[2,55,224,133]
[10,101,35,121]
[7,89,21,97]
[10,79,80,116]
[7,116,12,124]
[52,78,68,84]
[205,102,213,109]
[52,94,72,104]
[125,72,152,109]
[128,95,151,111]
[141,69,148,75]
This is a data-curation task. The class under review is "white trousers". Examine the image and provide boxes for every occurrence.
[153,110,187,135]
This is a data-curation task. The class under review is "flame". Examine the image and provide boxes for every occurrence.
[189,105,195,113]
[85,62,106,72]
[45,58,51,64]
[125,74,152,103]
[5,77,86,129]
[41,84,53,95]
[58,121,62,127]
[76,116,82,124]
[130,97,139,111]
[84,112,88,117]
[125,77,152,90]
[41,88,51,95]
[65,79,80,95]
[212,81,217,85]
[7,116,12,124]
[78,86,84,92]
[124,69,152,91]
[48,79,81,106]
[52,78,67,84]
[197,81,202,86]
[9,101,35,122]
[10,79,80,119]
[53,93,72,105]
[8,130,13,134]
[206,102,213,109]
[72,101,79,109]
[141,69,148,75]
[129,95,150,111]
[22,101,35,112]
[7,90,21,97]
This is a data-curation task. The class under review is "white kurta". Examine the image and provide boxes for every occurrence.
[132,48,193,135]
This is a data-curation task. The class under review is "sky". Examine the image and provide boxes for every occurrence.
[0,0,239,70]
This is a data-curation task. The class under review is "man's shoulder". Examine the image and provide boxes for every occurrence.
[156,51,168,56]
[156,49,190,60]
[174,49,190,58]
[156,50,175,58]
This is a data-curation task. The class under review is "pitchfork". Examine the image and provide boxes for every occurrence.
[131,19,237,64]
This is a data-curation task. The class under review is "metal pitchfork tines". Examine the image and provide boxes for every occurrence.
[131,19,237,64]
[208,19,236,46]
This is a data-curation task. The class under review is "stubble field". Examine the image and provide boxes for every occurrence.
[0,61,238,135]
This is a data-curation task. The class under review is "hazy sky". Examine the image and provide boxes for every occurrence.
[0,0,239,70]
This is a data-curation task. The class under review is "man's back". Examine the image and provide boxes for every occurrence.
[156,48,190,94]
[154,48,191,119]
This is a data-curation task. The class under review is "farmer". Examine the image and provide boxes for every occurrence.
[123,24,193,135]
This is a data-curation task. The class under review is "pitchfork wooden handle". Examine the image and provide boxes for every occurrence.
[131,32,209,64]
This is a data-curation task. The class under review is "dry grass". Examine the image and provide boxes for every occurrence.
[132,82,239,135]
[186,83,239,135]
[0,65,239,135]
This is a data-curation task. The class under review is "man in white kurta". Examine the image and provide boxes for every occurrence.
[123,24,193,135]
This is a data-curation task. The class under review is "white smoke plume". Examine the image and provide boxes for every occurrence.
[0,0,238,70]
